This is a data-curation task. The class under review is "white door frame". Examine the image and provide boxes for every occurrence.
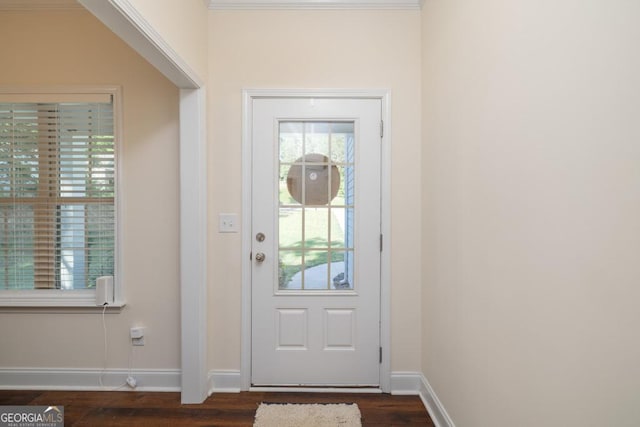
[241,89,391,392]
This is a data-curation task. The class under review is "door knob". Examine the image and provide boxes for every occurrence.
[255,252,266,263]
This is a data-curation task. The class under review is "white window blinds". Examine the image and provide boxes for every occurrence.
[0,94,115,290]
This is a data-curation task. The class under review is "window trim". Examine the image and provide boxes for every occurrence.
[0,85,124,308]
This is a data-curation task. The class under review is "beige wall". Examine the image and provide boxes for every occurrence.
[208,10,422,372]
[126,0,208,82]
[0,10,180,371]
[422,1,640,426]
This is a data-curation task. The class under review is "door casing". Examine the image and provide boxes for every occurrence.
[241,89,391,392]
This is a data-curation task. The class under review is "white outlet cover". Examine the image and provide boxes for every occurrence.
[219,213,239,233]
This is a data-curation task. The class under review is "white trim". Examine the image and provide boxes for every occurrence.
[379,91,391,393]
[76,2,209,404]
[179,88,209,404]
[78,0,203,89]
[113,86,126,309]
[0,289,96,308]
[250,387,382,393]
[0,304,125,314]
[390,371,423,395]
[419,374,456,427]
[0,368,181,392]
[208,0,423,10]
[240,91,253,391]
[389,372,455,427]
[208,370,242,394]
[241,89,391,391]
[0,290,125,310]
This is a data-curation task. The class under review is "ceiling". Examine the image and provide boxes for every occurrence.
[207,0,422,9]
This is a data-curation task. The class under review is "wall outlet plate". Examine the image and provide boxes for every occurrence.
[219,213,239,233]
[130,326,145,339]
[130,326,145,346]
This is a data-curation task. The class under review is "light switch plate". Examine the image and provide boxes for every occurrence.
[219,213,239,233]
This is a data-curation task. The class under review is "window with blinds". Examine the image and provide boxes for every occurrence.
[0,92,116,291]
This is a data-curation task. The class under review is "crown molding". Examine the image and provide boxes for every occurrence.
[208,0,423,10]
[0,0,82,10]
[0,0,422,12]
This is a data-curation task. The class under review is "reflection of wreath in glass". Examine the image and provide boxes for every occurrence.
[287,154,340,205]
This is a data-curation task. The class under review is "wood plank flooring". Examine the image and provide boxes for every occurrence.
[0,390,433,426]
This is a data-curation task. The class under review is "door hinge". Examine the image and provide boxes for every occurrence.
[380,120,384,138]
[379,347,382,364]
[380,234,383,252]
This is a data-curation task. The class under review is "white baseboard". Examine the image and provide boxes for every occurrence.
[418,373,455,427]
[250,387,382,393]
[208,370,242,394]
[0,368,181,392]
[206,369,454,427]
[390,371,455,427]
[390,371,423,394]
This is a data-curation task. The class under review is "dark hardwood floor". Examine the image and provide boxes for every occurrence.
[0,390,433,426]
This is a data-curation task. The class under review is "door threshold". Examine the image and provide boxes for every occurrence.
[250,386,382,394]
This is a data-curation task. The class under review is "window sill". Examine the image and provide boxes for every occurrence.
[0,290,126,313]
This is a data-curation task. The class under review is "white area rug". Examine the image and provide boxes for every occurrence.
[253,403,362,427]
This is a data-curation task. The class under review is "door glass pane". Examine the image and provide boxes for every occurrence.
[303,250,329,290]
[304,122,329,157]
[279,165,300,206]
[279,249,303,290]
[333,166,354,207]
[330,207,353,248]
[330,122,354,164]
[304,207,328,248]
[329,250,353,289]
[278,121,355,291]
[279,122,303,163]
[279,207,302,248]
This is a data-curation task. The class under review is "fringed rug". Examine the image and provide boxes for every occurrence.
[253,403,362,427]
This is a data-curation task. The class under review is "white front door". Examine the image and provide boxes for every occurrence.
[251,97,382,386]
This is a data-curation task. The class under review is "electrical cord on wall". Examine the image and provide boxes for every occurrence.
[98,303,134,390]
[126,339,136,388]
[98,303,109,388]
